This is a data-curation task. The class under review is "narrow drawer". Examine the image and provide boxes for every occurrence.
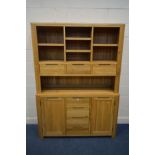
[92,64,116,75]
[40,64,65,75]
[66,97,90,105]
[66,64,91,74]
[67,117,89,126]
[67,109,89,118]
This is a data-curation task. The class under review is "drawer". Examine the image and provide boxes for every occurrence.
[67,117,89,126]
[92,64,116,75]
[40,64,65,75]
[66,64,91,74]
[66,97,90,105]
[67,109,89,118]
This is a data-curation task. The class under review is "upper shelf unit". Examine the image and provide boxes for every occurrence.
[37,26,64,44]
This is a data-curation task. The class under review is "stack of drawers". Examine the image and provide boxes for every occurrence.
[66,97,90,135]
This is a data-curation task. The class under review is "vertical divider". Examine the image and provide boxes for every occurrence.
[63,26,67,73]
[90,27,94,74]
[90,27,94,62]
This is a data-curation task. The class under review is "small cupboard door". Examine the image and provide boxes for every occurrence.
[91,97,114,136]
[42,97,65,136]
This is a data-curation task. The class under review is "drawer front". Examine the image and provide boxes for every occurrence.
[66,97,90,105]
[66,64,91,74]
[92,64,116,75]
[40,64,65,75]
[67,109,89,118]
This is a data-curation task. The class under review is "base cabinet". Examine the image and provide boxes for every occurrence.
[41,97,65,136]
[91,97,114,136]
[39,96,116,137]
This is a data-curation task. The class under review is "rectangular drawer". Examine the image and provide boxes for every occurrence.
[92,64,116,75]
[66,64,91,74]
[67,109,89,118]
[40,64,65,75]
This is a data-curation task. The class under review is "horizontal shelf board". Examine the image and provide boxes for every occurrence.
[39,60,117,65]
[39,60,65,64]
[37,89,118,97]
[93,44,118,47]
[65,37,91,40]
[93,61,117,64]
[38,43,64,46]
[66,50,91,53]
[40,74,116,77]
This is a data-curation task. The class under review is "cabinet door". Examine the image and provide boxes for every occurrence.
[42,97,65,136]
[91,97,114,136]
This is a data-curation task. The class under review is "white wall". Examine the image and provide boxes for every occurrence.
[26,0,129,124]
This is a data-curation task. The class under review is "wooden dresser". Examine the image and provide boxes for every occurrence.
[31,23,125,138]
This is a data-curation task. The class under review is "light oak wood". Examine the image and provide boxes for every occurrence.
[92,64,116,75]
[40,64,65,75]
[66,64,91,74]
[32,23,125,138]
[91,97,114,135]
[42,97,65,136]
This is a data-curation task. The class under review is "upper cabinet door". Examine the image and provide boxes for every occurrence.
[91,97,114,136]
[42,97,65,136]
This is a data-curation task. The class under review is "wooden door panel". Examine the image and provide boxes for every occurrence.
[42,97,65,136]
[91,97,114,135]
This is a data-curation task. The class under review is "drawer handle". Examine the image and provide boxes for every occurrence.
[71,116,88,119]
[71,107,87,109]
[72,64,86,66]
[95,97,111,100]
[45,64,61,66]
[98,64,112,66]
[67,126,88,130]
[47,97,62,101]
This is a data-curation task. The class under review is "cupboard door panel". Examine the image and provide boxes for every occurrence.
[91,97,114,135]
[42,98,65,136]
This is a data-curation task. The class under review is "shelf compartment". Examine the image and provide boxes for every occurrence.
[93,27,119,44]
[66,27,92,38]
[40,64,65,76]
[41,76,115,90]
[66,53,90,61]
[39,46,64,61]
[66,64,91,74]
[37,26,64,43]
[93,47,117,61]
[66,40,91,50]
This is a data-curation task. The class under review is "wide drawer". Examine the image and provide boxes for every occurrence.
[40,64,65,75]
[66,64,91,74]
[66,97,90,105]
[92,64,116,75]
[67,109,89,118]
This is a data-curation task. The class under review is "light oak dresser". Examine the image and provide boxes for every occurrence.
[31,23,125,138]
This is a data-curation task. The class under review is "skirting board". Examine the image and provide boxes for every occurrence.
[26,117,129,124]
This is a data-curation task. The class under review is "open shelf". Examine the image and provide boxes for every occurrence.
[66,52,90,61]
[37,26,64,44]
[93,46,117,61]
[93,27,119,44]
[66,40,91,50]
[41,76,115,90]
[38,46,64,61]
[66,27,92,38]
